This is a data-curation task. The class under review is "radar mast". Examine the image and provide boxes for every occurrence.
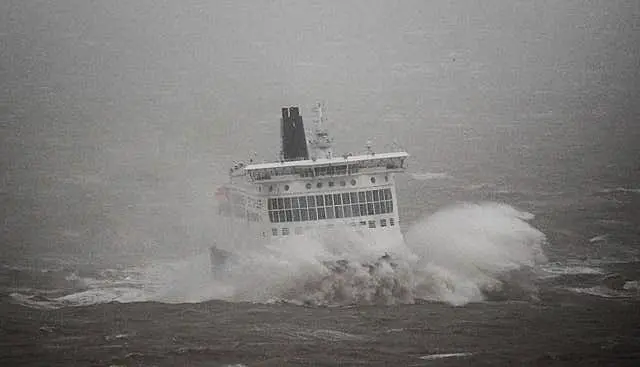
[309,102,333,159]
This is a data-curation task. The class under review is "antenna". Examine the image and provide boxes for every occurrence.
[309,101,333,159]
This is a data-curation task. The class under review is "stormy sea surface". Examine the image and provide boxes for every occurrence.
[2,182,640,366]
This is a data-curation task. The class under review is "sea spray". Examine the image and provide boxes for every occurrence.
[10,202,548,308]
[404,202,548,304]
[202,201,547,305]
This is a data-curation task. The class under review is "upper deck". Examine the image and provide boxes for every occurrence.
[243,151,409,183]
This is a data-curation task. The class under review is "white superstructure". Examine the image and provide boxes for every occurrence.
[215,104,408,247]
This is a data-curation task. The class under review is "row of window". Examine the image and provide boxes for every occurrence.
[263,176,388,193]
[271,218,396,236]
[267,189,394,223]
[250,157,405,181]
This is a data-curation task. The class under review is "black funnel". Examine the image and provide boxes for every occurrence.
[281,106,309,161]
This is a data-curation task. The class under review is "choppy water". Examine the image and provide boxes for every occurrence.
[2,178,640,365]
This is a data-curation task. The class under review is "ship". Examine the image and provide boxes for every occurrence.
[211,103,409,271]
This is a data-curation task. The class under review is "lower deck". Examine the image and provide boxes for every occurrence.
[217,181,402,242]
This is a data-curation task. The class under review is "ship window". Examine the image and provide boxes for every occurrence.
[360,221,367,226]
[340,180,346,186]
[325,194,333,206]
[317,182,323,188]
[368,220,376,228]
[282,227,289,236]
[272,228,278,236]
[380,201,388,214]
[389,218,395,226]
[367,203,374,215]
[268,199,274,210]
[352,204,360,216]
[333,194,341,205]
[284,184,290,191]
[306,183,312,189]
[385,175,389,182]
[380,219,387,227]
[309,208,318,220]
[351,179,357,186]
[276,189,395,222]
[317,207,326,219]
[269,185,274,192]
[366,191,373,202]
[328,181,335,187]
[342,193,350,204]
[343,205,352,217]
[370,177,376,184]
[325,206,335,219]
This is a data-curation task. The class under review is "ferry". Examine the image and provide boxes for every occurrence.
[211,103,409,269]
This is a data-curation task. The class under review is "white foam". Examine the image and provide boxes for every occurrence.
[599,187,640,194]
[419,352,472,360]
[624,280,639,291]
[403,202,547,305]
[410,172,452,181]
[568,286,632,299]
[10,293,61,310]
[541,263,604,276]
[12,201,548,308]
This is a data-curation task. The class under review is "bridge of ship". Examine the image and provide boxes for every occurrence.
[243,152,409,182]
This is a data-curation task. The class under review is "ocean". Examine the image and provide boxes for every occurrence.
[2,172,639,365]
[2,1,639,365]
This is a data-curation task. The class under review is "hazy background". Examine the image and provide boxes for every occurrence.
[1,0,638,263]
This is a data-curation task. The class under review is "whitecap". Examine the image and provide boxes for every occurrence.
[410,172,452,181]
[419,352,472,360]
[540,263,604,276]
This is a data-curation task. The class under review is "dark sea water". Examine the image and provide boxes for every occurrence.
[2,1,640,365]
[2,175,640,365]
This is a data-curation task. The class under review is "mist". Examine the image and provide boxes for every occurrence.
[1,0,638,263]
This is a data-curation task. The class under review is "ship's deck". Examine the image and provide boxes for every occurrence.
[246,151,408,171]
